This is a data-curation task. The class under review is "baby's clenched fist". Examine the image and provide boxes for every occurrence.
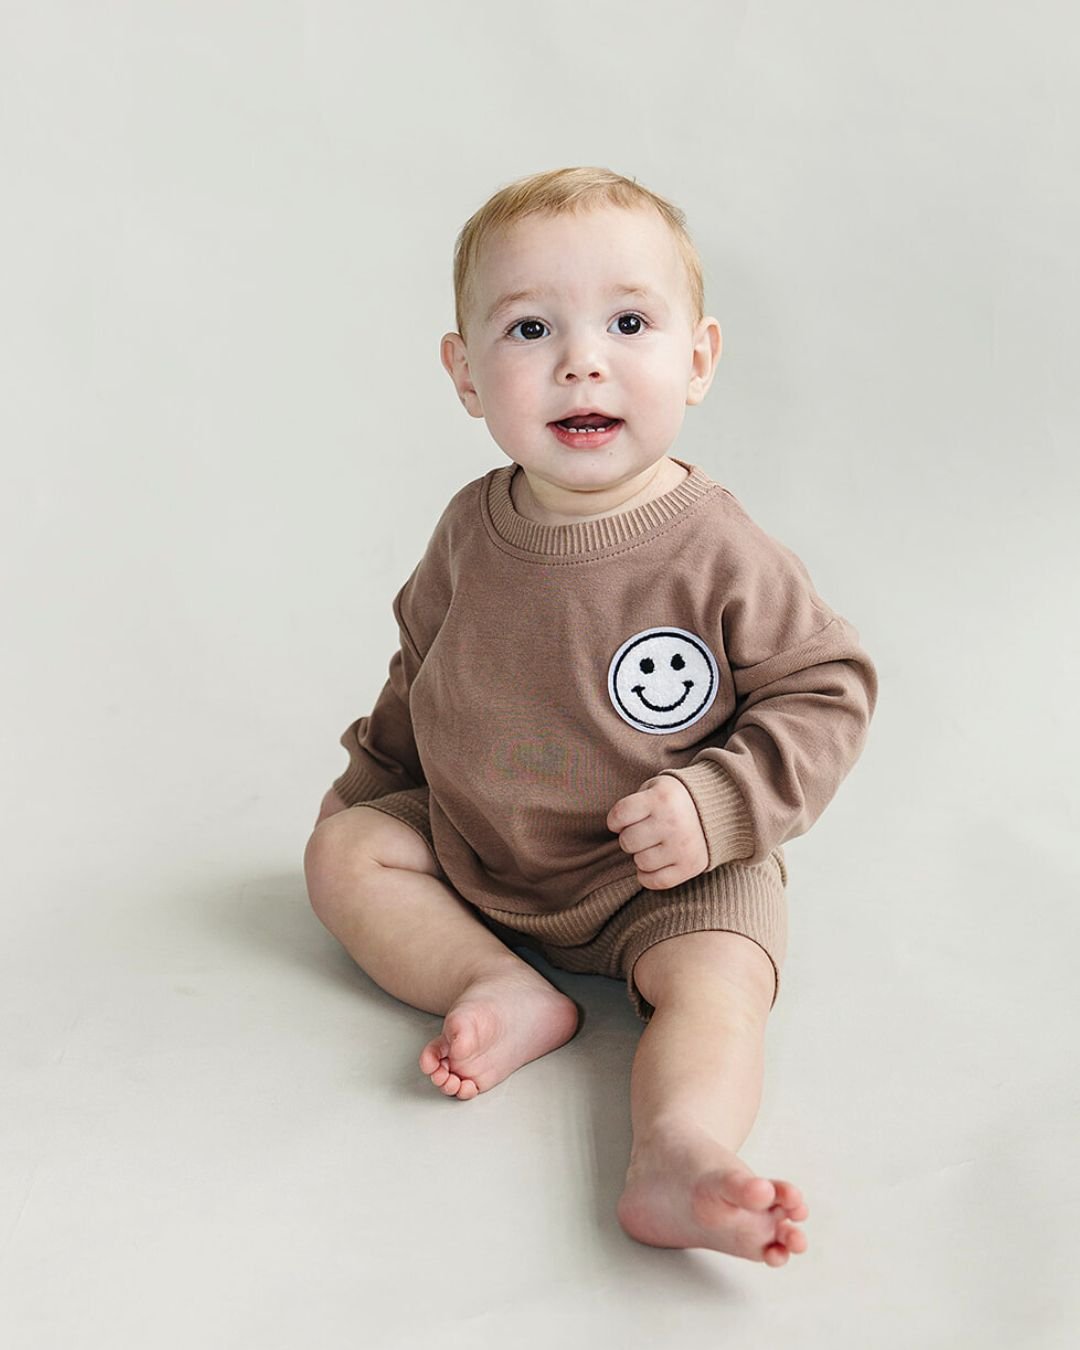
[606,775,709,890]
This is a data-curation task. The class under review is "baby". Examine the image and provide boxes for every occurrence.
[304,166,878,1267]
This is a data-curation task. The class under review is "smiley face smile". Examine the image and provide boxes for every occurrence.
[632,680,694,713]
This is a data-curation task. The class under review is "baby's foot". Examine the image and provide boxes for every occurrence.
[616,1122,809,1266]
[418,963,580,1100]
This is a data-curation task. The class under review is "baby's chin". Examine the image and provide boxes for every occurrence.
[509,455,683,524]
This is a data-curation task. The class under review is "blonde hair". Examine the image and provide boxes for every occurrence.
[452,166,705,344]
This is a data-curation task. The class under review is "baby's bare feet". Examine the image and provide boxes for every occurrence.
[617,1121,809,1266]
[418,963,580,1100]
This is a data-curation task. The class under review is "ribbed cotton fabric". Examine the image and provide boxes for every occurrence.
[486,458,715,556]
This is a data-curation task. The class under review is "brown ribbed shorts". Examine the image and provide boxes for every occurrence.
[354,786,788,1025]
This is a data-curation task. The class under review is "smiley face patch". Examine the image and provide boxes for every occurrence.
[607,627,720,734]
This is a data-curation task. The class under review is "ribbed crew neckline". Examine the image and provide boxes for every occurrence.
[483,456,718,560]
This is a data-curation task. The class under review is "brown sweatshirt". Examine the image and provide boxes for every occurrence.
[333,457,878,917]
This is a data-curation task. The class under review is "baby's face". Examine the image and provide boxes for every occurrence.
[441,205,720,507]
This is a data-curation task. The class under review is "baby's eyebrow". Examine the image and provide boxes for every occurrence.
[483,284,660,325]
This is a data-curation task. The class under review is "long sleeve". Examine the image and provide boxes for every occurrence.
[331,577,427,806]
[330,485,460,807]
[657,530,879,870]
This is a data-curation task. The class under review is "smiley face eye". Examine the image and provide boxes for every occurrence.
[640,652,688,674]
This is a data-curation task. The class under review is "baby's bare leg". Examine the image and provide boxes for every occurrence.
[305,805,527,1014]
[303,807,579,1096]
[616,931,807,1265]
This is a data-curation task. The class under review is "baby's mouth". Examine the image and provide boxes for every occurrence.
[551,417,623,433]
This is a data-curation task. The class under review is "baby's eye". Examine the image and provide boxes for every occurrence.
[503,311,652,341]
[612,312,649,336]
[506,318,550,341]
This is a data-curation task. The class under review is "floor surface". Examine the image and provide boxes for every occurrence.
[3,755,1076,1347]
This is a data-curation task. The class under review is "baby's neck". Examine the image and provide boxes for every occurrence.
[512,457,689,526]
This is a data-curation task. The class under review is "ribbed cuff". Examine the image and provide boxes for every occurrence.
[657,761,756,869]
[332,759,398,807]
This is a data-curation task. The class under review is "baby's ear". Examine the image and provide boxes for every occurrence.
[686,316,722,404]
[440,332,482,416]
[439,330,464,379]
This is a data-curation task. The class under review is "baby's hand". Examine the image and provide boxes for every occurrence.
[606,776,709,890]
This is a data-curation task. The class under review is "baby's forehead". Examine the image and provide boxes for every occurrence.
[469,207,690,327]
[476,259,678,308]
[483,207,676,275]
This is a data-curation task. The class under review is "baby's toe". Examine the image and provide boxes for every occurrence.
[443,1009,479,1060]
[763,1242,790,1267]
[419,1039,446,1075]
[776,1218,808,1254]
[771,1179,808,1218]
[694,1169,774,1225]
[440,1071,462,1095]
[737,1174,777,1211]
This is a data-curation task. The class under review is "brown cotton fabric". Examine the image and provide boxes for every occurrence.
[333,457,879,941]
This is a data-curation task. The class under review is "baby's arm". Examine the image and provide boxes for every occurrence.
[658,530,879,869]
[317,497,456,826]
[320,575,428,819]
[332,642,425,803]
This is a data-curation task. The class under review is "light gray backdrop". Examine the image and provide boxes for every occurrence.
[2,3,1076,1348]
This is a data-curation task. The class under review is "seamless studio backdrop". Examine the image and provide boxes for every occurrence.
[1,3,1077,1348]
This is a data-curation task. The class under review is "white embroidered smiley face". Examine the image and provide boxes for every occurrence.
[607,627,720,734]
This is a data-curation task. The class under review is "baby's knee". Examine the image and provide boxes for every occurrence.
[305,806,378,885]
[304,804,439,899]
